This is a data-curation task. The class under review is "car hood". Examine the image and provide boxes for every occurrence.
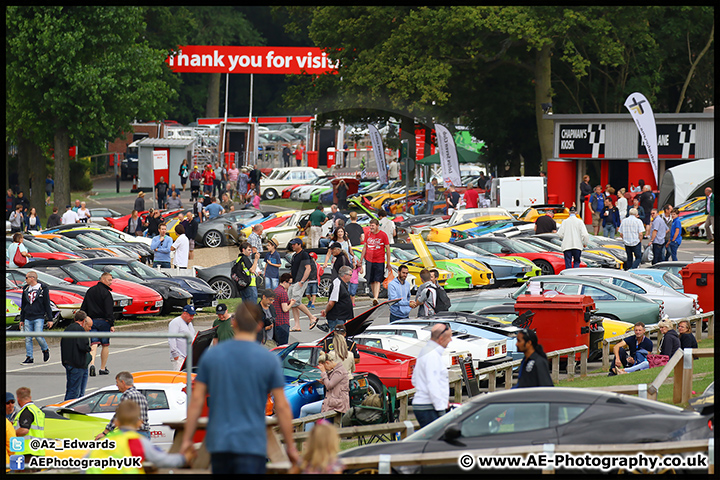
[319,299,400,341]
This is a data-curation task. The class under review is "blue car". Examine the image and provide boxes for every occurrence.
[631,268,685,293]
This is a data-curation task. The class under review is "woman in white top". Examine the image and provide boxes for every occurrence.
[8,232,32,268]
[25,207,41,232]
[170,224,190,269]
[616,188,628,221]
[77,202,91,223]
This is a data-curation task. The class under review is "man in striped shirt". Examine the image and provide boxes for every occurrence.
[95,371,150,440]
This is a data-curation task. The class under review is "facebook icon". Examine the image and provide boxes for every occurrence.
[10,454,25,470]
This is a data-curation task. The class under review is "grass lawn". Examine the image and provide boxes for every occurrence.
[557,337,714,407]
[262,198,315,211]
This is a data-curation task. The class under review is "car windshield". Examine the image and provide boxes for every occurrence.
[100,265,142,282]
[76,234,104,248]
[662,271,683,290]
[54,236,84,249]
[462,243,494,256]
[628,272,663,289]
[521,238,560,252]
[47,237,79,251]
[391,248,421,263]
[502,238,545,253]
[130,260,170,279]
[12,269,72,286]
[12,240,54,254]
[63,262,103,282]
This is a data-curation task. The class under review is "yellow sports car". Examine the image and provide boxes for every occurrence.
[517,205,570,224]
[351,246,452,288]
[426,215,518,243]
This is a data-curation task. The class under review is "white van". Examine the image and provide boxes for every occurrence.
[490,176,547,214]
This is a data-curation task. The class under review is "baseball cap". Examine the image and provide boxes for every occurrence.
[333,324,346,333]
[289,238,303,246]
[183,305,196,315]
[216,303,228,315]
[6,392,15,403]
[330,242,343,249]
[193,165,198,169]
[66,204,72,209]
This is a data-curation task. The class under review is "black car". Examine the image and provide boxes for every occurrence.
[80,258,218,309]
[339,387,713,474]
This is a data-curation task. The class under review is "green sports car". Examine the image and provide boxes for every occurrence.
[389,247,474,290]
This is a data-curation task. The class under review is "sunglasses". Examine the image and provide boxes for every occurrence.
[6,400,15,405]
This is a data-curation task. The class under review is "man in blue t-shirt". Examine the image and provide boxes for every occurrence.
[203,197,225,220]
[609,322,653,376]
[179,303,299,474]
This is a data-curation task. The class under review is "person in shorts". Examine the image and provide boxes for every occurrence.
[305,252,319,309]
[288,238,318,331]
[360,219,391,306]
[80,272,115,376]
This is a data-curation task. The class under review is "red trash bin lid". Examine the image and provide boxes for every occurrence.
[680,261,715,276]
[515,294,595,310]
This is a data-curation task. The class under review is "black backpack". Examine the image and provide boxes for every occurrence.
[231,256,251,289]
[431,284,451,312]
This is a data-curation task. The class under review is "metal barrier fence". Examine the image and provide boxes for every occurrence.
[5,331,194,410]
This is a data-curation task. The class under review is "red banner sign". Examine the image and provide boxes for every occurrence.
[166,46,338,75]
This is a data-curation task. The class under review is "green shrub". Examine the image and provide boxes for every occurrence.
[70,157,93,191]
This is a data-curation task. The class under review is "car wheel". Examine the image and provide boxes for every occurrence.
[533,259,554,275]
[318,274,332,298]
[365,373,384,396]
[263,188,278,201]
[203,230,224,248]
[210,277,237,299]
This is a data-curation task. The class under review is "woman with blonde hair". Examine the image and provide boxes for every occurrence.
[298,350,350,429]
[300,420,343,474]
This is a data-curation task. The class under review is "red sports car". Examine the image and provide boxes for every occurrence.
[5,237,81,264]
[26,259,163,316]
[106,208,188,232]
[455,236,586,275]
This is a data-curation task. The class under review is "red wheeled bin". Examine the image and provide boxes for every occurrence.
[680,261,714,314]
[514,294,602,361]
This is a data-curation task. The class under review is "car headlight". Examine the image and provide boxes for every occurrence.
[184,279,212,291]
[169,286,193,298]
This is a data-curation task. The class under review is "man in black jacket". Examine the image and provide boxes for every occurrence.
[61,311,93,400]
[514,329,554,388]
[19,270,54,365]
[80,272,115,376]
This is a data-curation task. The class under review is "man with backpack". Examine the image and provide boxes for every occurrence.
[416,269,451,315]
[232,242,259,305]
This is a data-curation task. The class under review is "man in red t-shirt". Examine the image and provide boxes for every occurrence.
[463,183,479,209]
[201,165,215,195]
[360,219,391,306]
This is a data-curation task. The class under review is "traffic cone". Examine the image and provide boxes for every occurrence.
[132,176,137,190]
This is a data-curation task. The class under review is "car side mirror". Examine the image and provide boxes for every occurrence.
[442,423,462,441]
[64,277,74,283]
[501,247,511,254]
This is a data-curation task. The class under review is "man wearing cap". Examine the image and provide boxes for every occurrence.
[557,205,588,269]
[6,393,17,421]
[618,207,645,270]
[320,266,354,331]
[212,304,234,345]
[61,204,79,225]
[168,305,196,371]
[328,242,352,280]
[288,238,318,331]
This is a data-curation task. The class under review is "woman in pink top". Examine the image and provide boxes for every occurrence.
[227,163,239,200]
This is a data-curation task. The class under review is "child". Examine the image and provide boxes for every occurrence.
[349,256,361,307]
[263,238,281,290]
[300,420,344,474]
[86,399,193,473]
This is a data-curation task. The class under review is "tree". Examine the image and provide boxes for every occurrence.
[7,6,176,210]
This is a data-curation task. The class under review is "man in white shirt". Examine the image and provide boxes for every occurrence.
[170,224,190,269]
[61,204,80,225]
[377,209,396,244]
[411,323,452,428]
[387,159,399,181]
[556,205,588,269]
[618,207,645,270]
[168,305,196,371]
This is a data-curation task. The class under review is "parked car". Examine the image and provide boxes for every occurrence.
[27,259,164,316]
[6,289,61,330]
[426,241,539,287]
[356,323,509,371]
[27,234,114,258]
[260,167,325,200]
[454,236,583,275]
[86,262,194,315]
[6,269,130,322]
[338,387,714,474]
[5,236,82,263]
[44,230,144,262]
[647,260,693,278]
[86,208,123,226]
[449,275,663,325]
[45,382,189,450]
[80,258,217,309]
[559,268,699,319]
[631,268,686,293]
[52,227,154,262]
[516,236,619,269]
[530,233,625,269]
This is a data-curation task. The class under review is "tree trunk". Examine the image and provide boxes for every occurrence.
[400,115,416,185]
[534,43,554,172]
[206,73,221,118]
[54,127,71,210]
[675,22,714,113]
[17,134,30,201]
[28,139,48,221]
